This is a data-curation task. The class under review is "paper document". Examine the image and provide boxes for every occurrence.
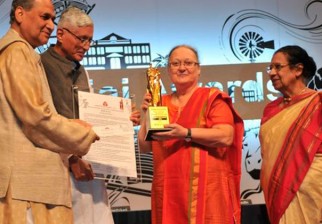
[78,91,137,178]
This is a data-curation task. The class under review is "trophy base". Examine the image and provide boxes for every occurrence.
[145,106,170,141]
[144,128,172,141]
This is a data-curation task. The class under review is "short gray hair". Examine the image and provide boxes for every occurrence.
[168,44,200,64]
[57,6,93,29]
[9,0,35,24]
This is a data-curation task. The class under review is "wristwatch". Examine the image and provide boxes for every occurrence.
[184,128,192,142]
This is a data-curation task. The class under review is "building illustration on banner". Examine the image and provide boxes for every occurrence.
[83,33,151,69]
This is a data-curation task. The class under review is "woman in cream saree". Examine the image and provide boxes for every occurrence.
[260,45,322,224]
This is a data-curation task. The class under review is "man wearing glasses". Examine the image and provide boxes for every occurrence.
[41,6,114,224]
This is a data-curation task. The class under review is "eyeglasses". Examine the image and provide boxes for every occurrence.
[169,61,199,69]
[266,63,290,74]
[62,28,95,46]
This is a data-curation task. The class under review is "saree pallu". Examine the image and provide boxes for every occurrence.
[151,88,244,224]
[260,92,322,224]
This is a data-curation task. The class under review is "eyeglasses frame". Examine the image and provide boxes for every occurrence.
[168,61,199,69]
[62,28,94,46]
[266,63,293,74]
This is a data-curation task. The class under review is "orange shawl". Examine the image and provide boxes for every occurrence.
[151,88,243,224]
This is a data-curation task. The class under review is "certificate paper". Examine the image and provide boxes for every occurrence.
[78,91,137,178]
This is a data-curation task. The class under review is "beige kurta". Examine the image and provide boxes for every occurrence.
[0,28,97,209]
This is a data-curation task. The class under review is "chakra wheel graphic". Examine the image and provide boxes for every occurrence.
[239,31,274,62]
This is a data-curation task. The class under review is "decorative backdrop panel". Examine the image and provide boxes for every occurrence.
[1,0,321,211]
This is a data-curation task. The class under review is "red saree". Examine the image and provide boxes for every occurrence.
[150,87,244,224]
[260,92,322,224]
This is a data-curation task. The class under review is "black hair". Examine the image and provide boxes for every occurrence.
[9,0,35,24]
[274,45,316,80]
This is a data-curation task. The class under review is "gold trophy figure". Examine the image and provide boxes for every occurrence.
[145,65,170,141]
[146,65,162,106]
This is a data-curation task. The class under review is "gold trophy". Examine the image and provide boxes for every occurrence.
[145,65,170,141]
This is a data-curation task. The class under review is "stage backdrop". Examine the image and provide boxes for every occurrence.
[1,0,321,211]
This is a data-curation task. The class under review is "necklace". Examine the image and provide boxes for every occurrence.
[283,87,308,104]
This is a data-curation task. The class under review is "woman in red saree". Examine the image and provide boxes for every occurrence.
[260,45,322,224]
[138,45,244,224]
